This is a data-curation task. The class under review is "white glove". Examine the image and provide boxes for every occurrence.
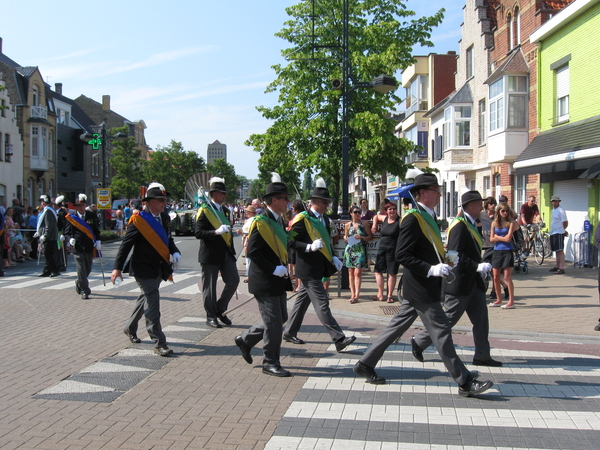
[307,239,324,252]
[39,235,46,243]
[273,265,289,277]
[427,263,451,278]
[332,256,343,271]
[33,232,39,238]
[215,224,230,235]
[94,241,101,251]
[69,238,76,247]
[172,252,181,264]
[477,262,492,273]
[59,235,65,241]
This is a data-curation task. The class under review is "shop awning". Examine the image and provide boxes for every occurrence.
[387,184,414,201]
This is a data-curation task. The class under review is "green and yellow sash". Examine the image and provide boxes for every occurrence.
[248,215,288,264]
[291,211,333,262]
[195,203,232,247]
[447,216,483,253]
[402,208,446,258]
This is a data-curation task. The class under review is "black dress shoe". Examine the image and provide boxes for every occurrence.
[459,378,493,397]
[206,318,222,328]
[49,272,61,278]
[283,334,305,345]
[81,293,90,300]
[76,285,81,294]
[473,358,503,367]
[124,330,141,344]
[411,336,424,362]
[217,314,232,326]
[234,336,253,364]
[335,335,356,352]
[353,361,385,384]
[262,365,291,377]
[155,347,174,357]
[38,272,51,277]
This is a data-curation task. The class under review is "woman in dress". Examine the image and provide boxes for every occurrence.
[373,202,400,302]
[489,203,518,309]
[343,206,373,303]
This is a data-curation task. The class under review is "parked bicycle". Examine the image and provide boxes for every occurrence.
[524,221,550,264]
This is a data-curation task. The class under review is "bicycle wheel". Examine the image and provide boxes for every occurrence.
[542,233,552,257]
[533,237,545,265]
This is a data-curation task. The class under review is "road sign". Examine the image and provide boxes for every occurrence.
[97,188,112,210]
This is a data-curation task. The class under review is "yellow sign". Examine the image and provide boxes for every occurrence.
[97,188,112,209]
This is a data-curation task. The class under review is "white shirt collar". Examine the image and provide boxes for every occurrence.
[267,207,280,221]
[463,211,475,225]
[417,202,435,218]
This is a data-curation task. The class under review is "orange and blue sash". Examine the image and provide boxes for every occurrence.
[66,213,99,257]
[130,210,172,280]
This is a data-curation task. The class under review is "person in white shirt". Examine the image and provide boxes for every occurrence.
[548,195,568,275]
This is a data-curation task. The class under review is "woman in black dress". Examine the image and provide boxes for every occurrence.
[373,203,400,302]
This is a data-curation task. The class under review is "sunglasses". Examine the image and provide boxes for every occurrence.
[276,196,290,201]
[351,210,361,214]
[499,209,508,213]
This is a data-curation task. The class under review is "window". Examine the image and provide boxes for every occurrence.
[507,14,513,50]
[404,75,429,116]
[27,178,33,206]
[57,109,70,126]
[483,176,491,197]
[454,106,471,146]
[4,133,11,163]
[443,108,451,150]
[515,175,526,212]
[1,99,6,117]
[466,46,474,79]
[32,85,39,106]
[494,173,501,199]
[48,131,54,162]
[556,65,570,122]
[31,126,39,157]
[507,76,527,128]
[514,8,521,47]
[41,127,47,158]
[478,99,486,144]
[489,79,504,132]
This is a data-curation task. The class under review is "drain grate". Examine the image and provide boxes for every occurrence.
[380,305,401,315]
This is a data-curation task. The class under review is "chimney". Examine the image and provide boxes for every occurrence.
[0,37,3,53]
[102,95,110,111]
[55,83,62,95]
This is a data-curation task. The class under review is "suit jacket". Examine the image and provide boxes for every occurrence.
[443,212,485,295]
[247,209,292,296]
[64,210,101,253]
[194,202,236,265]
[113,210,179,281]
[38,207,58,241]
[289,209,336,280]
[395,208,442,303]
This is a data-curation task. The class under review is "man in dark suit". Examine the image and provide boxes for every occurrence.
[36,194,61,278]
[283,178,356,352]
[411,190,502,367]
[234,173,293,377]
[195,177,240,328]
[111,183,181,356]
[64,194,101,299]
[353,174,493,397]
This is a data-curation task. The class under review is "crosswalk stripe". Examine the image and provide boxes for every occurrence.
[8,277,65,289]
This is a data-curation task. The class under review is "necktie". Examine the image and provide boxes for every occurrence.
[277,216,284,228]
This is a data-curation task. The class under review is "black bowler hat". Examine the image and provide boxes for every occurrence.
[208,177,228,194]
[461,190,483,206]
[143,182,170,201]
[410,173,440,194]
[310,177,333,201]
[263,172,290,200]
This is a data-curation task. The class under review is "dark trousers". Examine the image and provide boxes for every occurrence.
[413,284,491,361]
[284,279,345,342]
[42,240,60,275]
[73,250,93,294]
[200,253,240,319]
[360,296,471,386]
[125,276,167,348]
[241,293,288,365]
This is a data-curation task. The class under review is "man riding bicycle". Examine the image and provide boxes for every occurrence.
[519,196,540,255]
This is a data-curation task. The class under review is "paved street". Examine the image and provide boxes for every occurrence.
[1,233,599,449]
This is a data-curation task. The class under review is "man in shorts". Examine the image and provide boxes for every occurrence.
[549,195,568,275]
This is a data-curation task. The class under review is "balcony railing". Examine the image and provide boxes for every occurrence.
[30,106,47,119]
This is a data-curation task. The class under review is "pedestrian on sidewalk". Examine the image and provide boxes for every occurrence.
[36,195,61,278]
[283,178,355,352]
[234,173,293,377]
[489,202,518,309]
[411,191,502,367]
[353,173,493,397]
[480,197,507,300]
[372,202,400,303]
[195,177,239,328]
[64,194,101,299]
[111,182,181,357]
[549,195,568,275]
[343,206,373,303]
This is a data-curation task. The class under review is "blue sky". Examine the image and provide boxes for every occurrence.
[3,0,462,179]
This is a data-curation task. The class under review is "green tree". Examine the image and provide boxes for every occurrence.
[302,170,313,200]
[207,159,241,203]
[144,140,206,200]
[109,126,145,199]
[246,0,444,212]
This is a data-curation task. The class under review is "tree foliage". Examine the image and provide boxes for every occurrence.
[144,140,206,200]
[207,159,241,204]
[249,164,302,201]
[246,0,444,210]
[109,126,145,199]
